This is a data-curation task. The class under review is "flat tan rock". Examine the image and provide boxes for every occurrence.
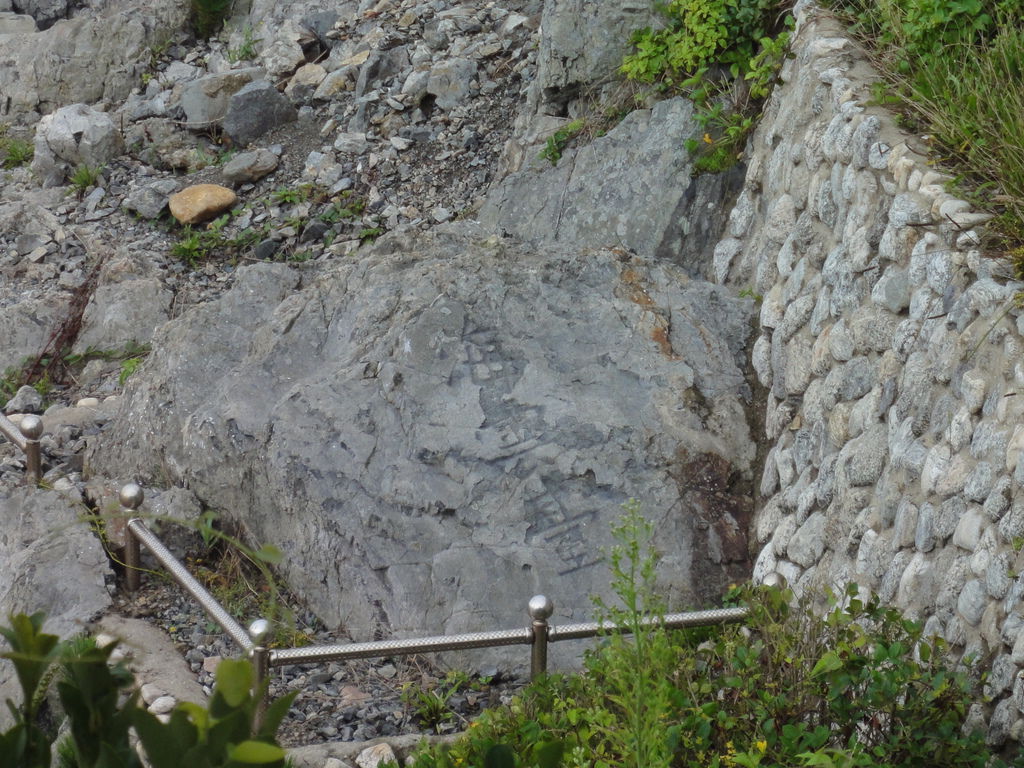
[169,184,237,224]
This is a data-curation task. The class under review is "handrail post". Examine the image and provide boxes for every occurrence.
[528,595,553,680]
[248,619,272,735]
[19,415,43,486]
[120,483,144,592]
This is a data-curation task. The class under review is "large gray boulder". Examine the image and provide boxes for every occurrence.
[31,103,124,187]
[178,68,265,130]
[222,80,297,147]
[479,97,744,277]
[87,225,756,658]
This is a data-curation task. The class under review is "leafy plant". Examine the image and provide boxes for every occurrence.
[401,670,490,733]
[68,164,102,196]
[118,355,145,387]
[228,25,262,63]
[1,136,34,169]
[358,227,383,243]
[621,0,793,174]
[540,119,586,165]
[133,658,296,768]
[0,612,62,768]
[412,504,1017,768]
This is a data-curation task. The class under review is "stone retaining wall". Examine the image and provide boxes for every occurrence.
[715,1,1024,746]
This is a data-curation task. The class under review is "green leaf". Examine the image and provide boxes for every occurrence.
[811,650,843,677]
[215,659,254,708]
[254,545,283,565]
[483,744,515,768]
[228,740,285,764]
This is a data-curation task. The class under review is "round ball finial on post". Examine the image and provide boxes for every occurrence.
[248,618,272,646]
[119,483,145,511]
[528,594,554,621]
[120,483,144,592]
[18,414,43,441]
[761,571,788,590]
[19,414,43,486]
[528,595,554,680]
[249,618,272,733]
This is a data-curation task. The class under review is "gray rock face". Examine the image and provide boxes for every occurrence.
[12,0,67,29]
[88,225,756,654]
[31,103,124,187]
[534,0,658,113]
[0,487,112,727]
[178,68,264,129]
[0,0,188,123]
[479,97,743,275]
[0,11,36,33]
[222,80,298,147]
[72,278,172,355]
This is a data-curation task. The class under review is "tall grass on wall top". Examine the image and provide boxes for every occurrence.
[829,0,1024,269]
[191,0,232,39]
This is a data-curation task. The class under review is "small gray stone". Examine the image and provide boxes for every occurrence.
[958,579,988,626]
[788,512,827,567]
[179,68,263,127]
[965,461,995,503]
[221,149,280,185]
[916,502,936,552]
[334,132,369,155]
[123,178,181,219]
[4,385,43,414]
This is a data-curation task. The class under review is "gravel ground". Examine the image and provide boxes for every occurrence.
[111,563,528,748]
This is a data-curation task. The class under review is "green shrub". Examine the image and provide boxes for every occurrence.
[0,613,295,768]
[411,504,1017,768]
[191,0,232,39]
[621,0,793,174]
[1,137,34,169]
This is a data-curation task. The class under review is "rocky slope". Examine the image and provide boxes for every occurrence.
[0,0,757,758]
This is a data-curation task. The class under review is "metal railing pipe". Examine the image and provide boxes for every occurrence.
[268,626,534,668]
[126,516,254,654]
[547,605,748,643]
[0,412,43,484]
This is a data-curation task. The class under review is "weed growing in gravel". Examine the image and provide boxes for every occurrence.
[68,163,102,196]
[401,670,489,733]
[0,135,34,169]
[228,24,261,63]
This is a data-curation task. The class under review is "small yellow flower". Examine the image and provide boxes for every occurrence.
[703,133,714,144]
[756,740,767,754]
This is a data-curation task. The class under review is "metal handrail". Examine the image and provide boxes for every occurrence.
[119,483,774,732]
[0,412,43,484]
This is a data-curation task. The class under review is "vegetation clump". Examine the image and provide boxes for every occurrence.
[412,502,1018,768]
[621,0,794,173]
[0,612,294,768]
[824,0,1024,270]
[0,125,34,169]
